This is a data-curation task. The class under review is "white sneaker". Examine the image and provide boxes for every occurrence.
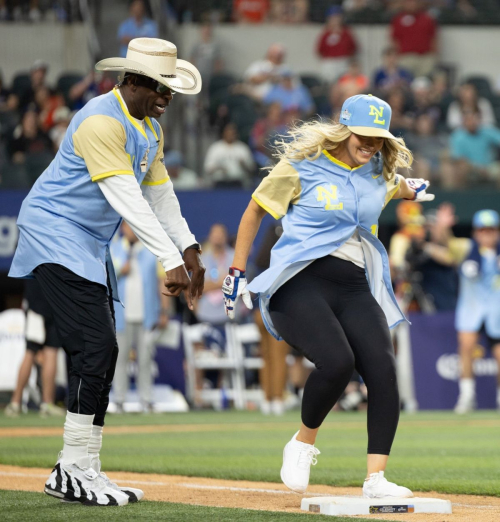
[363,471,413,498]
[40,403,65,417]
[44,455,129,506]
[271,399,285,416]
[91,456,144,503]
[280,431,320,493]
[454,394,476,414]
[260,400,272,415]
[4,402,21,417]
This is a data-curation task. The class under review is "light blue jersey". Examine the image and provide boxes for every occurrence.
[9,88,168,300]
[455,240,500,337]
[248,151,405,340]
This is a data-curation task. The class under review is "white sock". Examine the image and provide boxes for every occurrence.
[61,411,94,465]
[459,378,475,399]
[88,425,103,472]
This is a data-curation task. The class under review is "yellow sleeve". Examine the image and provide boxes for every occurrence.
[383,174,402,208]
[73,115,134,182]
[448,238,472,264]
[142,127,169,186]
[252,160,301,220]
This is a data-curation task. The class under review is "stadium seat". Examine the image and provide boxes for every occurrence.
[25,152,54,185]
[208,73,238,99]
[226,94,258,144]
[11,73,31,98]
[0,163,31,189]
[464,75,494,99]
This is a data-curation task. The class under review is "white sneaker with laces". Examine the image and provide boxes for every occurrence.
[4,402,21,417]
[363,471,413,498]
[454,394,476,414]
[91,456,144,503]
[280,431,320,493]
[44,454,129,506]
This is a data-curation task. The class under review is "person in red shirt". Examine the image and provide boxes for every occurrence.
[390,0,438,77]
[316,6,357,83]
[233,0,270,23]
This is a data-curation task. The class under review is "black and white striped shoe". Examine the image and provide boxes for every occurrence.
[44,456,129,506]
[91,457,144,503]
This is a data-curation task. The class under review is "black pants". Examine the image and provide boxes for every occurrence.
[34,264,118,426]
[269,256,399,455]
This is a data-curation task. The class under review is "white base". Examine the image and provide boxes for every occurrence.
[301,496,452,516]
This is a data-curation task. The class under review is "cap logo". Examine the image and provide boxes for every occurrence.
[341,108,351,121]
[369,105,385,125]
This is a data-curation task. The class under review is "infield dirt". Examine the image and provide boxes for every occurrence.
[0,464,499,521]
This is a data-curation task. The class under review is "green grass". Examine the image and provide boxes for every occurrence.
[1,490,367,522]
[1,410,499,497]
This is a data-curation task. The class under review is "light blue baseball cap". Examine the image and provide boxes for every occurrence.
[339,94,395,139]
[472,209,500,228]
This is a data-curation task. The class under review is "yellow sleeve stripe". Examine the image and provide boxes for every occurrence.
[92,170,134,182]
[141,175,170,186]
[252,194,281,220]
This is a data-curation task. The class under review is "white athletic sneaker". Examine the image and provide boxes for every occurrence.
[363,471,413,498]
[40,403,65,417]
[44,455,129,506]
[454,394,476,414]
[4,402,21,417]
[271,399,285,416]
[91,456,144,503]
[260,400,272,415]
[280,431,320,493]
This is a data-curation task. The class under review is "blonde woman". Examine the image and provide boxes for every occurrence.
[222,94,435,497]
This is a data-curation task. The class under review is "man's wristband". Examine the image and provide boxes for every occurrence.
[184,243,202,255]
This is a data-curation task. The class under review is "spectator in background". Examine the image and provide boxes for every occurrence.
[117,0,158,57]
[0,71,18,112]
[49,106,72,152]
[404,113,447,183]
[163,150,199,190]
[446,81,496,131]
[190,23,223,89]
[244,43,287,101]
[409,76,441,122]
[372,46,413,95]
[233,0,270,23]
[68,71,115,111]
[390,0,437,77]
[263,69,314,118]
[269,0,309,23]
[8,110,52,164]
[316,6,357,83]
[387,88,413,138]
[111,222,166,414]
[448,109,500,188]
[204,122,255,188]
[18,60,49,113]
[250,102,287,167]
[330,58,368,112]
[35,86,65,132]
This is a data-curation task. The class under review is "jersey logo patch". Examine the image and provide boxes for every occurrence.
[316,185,343,210]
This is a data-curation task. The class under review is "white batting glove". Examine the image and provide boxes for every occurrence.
[222,267,253,319]
[405,178,435,202]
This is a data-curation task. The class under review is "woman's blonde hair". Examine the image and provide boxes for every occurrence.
[272,119,413,181]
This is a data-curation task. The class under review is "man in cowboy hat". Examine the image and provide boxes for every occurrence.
[9,38,204,507]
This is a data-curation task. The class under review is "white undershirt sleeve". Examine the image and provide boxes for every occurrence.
[141,178,197,253]
[98,175,184,272]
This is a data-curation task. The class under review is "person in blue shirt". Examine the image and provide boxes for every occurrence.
[263,69,315,117]
[450,109,500,187]
[118,0,158,58]
[372,47,413,94]
[222,94,435,498]
[9,38,204,507]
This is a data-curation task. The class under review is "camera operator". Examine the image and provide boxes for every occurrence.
[390,201,460,313]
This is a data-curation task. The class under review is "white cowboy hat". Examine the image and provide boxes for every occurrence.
[95,38,201,95]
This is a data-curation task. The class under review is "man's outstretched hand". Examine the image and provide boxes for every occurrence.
[163,264,193,309]
[183,248,206,303]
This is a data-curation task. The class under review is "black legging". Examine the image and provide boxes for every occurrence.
[269,256,400,455]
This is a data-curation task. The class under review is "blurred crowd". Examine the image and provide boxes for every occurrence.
[0,0,82,22]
